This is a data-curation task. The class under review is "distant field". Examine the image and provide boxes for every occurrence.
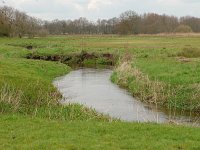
[1,35,200,149]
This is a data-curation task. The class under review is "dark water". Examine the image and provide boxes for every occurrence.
[54,68,199,125]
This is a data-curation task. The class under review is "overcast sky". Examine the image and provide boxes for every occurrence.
[1,0,200,21]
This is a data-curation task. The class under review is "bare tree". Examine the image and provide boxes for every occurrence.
[117,10,140,34]
[0,5,200,37]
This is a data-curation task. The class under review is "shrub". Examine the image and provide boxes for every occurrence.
[174,25,193,33]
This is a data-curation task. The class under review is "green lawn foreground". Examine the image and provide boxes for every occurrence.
[1,114,200,150]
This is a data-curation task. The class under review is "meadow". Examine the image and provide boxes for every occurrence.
[1,35,200,149]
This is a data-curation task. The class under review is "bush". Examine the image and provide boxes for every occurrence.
[37,29,49,37]
[174,25,193,33]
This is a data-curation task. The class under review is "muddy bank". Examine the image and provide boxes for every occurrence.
[26,51,117,66]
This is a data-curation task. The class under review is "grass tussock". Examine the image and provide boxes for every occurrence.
[177,47,200,58]
[0,83,110,122]
[0,84,23,112]
[112,54,168,106]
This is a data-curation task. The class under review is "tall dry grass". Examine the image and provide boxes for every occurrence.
[112,51,200,118]
[115,52,168,105]
[0,84,23,112]
[177,47,200,58]
[0,83,110,121]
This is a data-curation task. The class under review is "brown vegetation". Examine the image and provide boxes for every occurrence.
[177,47,200,58]
[26,51,116,66]
[0,84,23,112]
[115,57,168,105]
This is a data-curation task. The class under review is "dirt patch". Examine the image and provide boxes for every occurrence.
[26,45,33,50]
[27,54,61,61]
[79,51,97,61]
[102,53,113,59]
[26,51,117,66]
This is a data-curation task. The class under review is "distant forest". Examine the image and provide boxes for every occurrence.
[1,6,200,37]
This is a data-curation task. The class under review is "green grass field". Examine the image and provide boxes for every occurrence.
[1,35,200,149]
[1,114,200,150]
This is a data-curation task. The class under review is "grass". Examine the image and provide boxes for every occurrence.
[1,114,200,150]
[1,35,200,149]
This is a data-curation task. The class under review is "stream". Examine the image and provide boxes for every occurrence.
[54,68,199,125]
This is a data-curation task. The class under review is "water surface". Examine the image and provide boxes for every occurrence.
[54,68,199,124]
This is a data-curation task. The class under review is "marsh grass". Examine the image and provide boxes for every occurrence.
[112,54,168,106]
[0,83,110,121]
[0,84,23,112]
[177,47,200,58]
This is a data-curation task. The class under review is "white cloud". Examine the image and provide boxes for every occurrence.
[87,0,112,10]
[1,0,200,20]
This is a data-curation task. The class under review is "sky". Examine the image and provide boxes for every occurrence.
[1,0,200,21]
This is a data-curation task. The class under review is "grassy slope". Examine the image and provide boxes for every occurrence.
[0,38,108,121]
[1,36,200,149]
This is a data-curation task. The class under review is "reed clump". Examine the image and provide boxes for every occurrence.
[0,84,23,112]
[0,83,110,121]
[112,52,200,112]
[113,54,168,106]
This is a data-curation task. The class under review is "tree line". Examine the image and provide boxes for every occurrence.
[1,6,200,37]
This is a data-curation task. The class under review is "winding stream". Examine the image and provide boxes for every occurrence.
[54,68,199,125]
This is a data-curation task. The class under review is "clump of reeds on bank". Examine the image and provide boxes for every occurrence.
[112,52,168,106]
[0,83,23,112]
[0,83,110,122]
[111,51,200,115]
